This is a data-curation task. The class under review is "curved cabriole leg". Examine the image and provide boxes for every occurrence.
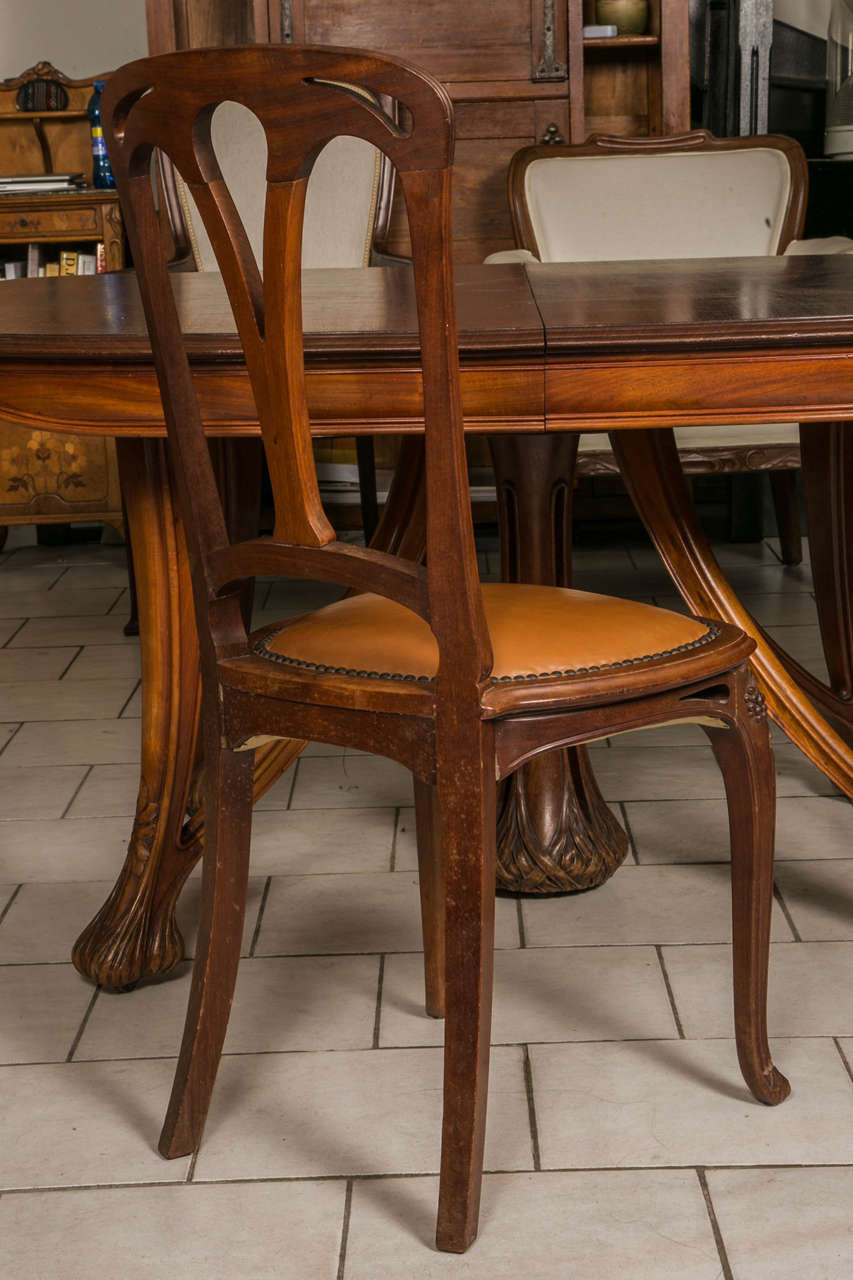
[488,432,629,893]
[72,439,204,989]
[704,674,790,1106]
[612,428,853,799]
[435,721,497,1254]
[72,439,303,991]
[159,724,255,1159]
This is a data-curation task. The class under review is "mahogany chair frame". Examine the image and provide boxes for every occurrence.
[507,128,809,565]
[105,47,789,1254]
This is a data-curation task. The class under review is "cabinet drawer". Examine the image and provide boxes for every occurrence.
[0,205,99,239]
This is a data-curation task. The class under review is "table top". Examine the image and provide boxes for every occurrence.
[2,256,853,365]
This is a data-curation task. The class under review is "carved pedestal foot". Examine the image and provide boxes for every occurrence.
[496,747,628,893]
[489,431,629,893]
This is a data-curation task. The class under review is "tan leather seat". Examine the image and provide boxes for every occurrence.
[250,582,717,688]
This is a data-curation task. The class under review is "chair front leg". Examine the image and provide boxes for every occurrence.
[435,722,497,1254]
[704,671,790,1107]
[413,777,446,1019]
[159,715,256,1159]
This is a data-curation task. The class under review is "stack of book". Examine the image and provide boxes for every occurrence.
[0,173,87,196]
[2,242,106,278]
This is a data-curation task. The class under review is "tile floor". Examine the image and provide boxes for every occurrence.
[1,526,853,1278]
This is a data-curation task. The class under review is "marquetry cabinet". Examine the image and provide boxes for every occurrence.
[0,62,124,541]
[145,0,690,260]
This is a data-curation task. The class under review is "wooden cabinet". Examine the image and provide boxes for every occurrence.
[144,1,689,260]
[0,62,124,538]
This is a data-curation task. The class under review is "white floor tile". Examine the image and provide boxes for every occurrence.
[1,718,140,767]
[9,615,138,647]
[0,1180,346,1280]
[63,644,141,681]
[0,1059,191,1188]
[289,755,414,810]
[0,680,136,722]
[531,1038,853,1169]
[663,941,853,1039]
[628,796,853,864]
[708,1167,853,1280]
[0,816,131,882]
[379,946,677,1048]
[193,1045,532,1180]
[254,871,520,956]
[77,954,380,1060]
[345,1170,723,1278]
[0,587,122,619]
[521,863,793,947]
[774,860,853,940]
[0,647,77,682]
[0,964,92,1064]
[249,807,396,875]
[0,881,114,963]
[66,763,140,817]
[0,765,88,819]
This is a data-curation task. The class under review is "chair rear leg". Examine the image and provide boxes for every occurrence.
[435,728,497,1254]
[159,734,255,1158]
[413,777,445,1019]
[704,673,790,1107]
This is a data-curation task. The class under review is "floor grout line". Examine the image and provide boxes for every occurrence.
[59,764,94,818]
[655,945,686,1040]
[773,882,803,943]
[697,1167,735,1280]
[336,1179,354,1280]
[389,808,400,872]
[65,987,100,1062]
[248,877,273,957]
[522,1044,542,1172]
[618,801,640,864]
[371,954,385,1049]
[0,882,22,925]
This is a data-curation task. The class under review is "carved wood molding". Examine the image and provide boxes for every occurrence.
[576,442,802,478]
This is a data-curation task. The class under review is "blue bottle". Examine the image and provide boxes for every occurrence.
[88,80,115,189]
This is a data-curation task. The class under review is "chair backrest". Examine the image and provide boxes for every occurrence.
[103,46,490,687]
[508,130,808,263]
[173,100,393,271]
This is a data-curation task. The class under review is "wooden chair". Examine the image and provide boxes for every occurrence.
[490,129,809,562]
[105,46,789,1254]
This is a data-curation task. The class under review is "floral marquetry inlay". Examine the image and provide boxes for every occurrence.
[0,425,114,513]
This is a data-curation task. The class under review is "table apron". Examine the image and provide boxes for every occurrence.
[546,349,853,430]
[0,361,545,437]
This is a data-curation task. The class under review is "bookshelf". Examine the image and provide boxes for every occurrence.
[0,62,124,543]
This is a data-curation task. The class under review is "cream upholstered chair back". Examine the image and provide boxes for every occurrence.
[174,100,390,271]
[507,130,807,265]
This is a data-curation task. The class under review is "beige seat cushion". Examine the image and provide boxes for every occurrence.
[252,583,716,685]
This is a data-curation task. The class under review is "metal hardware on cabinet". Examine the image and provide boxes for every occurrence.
[533,0,568,81]
[281,0,293,43]
[541,123,565,145]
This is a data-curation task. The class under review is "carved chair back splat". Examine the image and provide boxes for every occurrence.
[105,46,790,1254]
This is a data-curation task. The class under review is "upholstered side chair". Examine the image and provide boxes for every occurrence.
[105,47,789,1255]
[490,130,809,562]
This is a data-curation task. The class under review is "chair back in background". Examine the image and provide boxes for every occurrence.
[509,131,807,264]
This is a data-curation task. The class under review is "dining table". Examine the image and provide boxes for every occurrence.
[2,256,853,991]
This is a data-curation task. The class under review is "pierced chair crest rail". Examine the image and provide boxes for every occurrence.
[104,45,790,1255]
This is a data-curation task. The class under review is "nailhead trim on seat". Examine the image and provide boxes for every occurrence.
[251,620,721,684]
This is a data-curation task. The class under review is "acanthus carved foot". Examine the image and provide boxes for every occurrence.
[496,747,629,894]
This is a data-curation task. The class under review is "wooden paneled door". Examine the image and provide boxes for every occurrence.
[146,1,688,260]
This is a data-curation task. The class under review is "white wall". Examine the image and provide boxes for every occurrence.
[775,0,833,40]
[0,0,148,80]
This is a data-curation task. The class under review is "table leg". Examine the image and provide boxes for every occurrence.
[799,423,853,703]
[611,428,853,797]
[488,434,628,893]
[72,439,302,989]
